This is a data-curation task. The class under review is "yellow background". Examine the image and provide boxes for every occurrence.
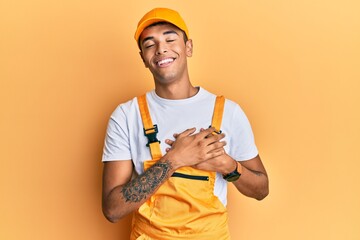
[1,0,359,239]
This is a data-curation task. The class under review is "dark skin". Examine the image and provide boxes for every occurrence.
[102,23,269,223]
[102,127,227,222]
[166,129,269,200]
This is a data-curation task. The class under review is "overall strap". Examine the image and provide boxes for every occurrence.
[137,94,162,160]
[137,94,225,160]
[211,96,225,133]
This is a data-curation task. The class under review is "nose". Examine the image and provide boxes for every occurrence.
[156,42,167,55]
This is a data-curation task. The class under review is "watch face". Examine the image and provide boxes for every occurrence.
[223,161,241,182]
[226,174,240,182]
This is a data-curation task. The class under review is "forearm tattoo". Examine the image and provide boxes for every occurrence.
[121,161,172,203]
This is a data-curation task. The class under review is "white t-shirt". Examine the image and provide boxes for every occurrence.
[102,87,258,206]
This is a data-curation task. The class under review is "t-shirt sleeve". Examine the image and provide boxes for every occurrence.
[227,103,259,161]
[102,105,132,162]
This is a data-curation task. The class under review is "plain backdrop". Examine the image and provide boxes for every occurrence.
[1,0,359,239]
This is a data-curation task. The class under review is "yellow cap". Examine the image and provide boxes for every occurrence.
[134,8,189,43]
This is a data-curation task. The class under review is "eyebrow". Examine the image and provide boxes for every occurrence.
[163,30,179,36]
[141,30,179,45]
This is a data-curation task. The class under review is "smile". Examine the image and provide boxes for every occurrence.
[156,58,175,67]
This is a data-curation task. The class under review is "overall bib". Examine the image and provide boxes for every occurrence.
[131,95,230,240]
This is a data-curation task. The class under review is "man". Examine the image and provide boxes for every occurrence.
[102,8,269,240]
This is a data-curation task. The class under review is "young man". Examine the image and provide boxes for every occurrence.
[102,8,269,240]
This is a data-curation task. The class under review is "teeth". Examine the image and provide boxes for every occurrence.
[157,58,174,66]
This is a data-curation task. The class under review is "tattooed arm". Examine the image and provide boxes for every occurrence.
[102,127,226,223]
[102,158,175,223]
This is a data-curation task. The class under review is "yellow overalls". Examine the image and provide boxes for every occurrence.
[131,95,230,240]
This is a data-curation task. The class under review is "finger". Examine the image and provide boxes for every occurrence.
[208,143,226,153]
[196,127,216,139]
[200,128,214,138]
[207,147,226,159]
[173,133,179,138]
[204,133,226,145]
[166,147,171,152]
[165,139,174,146]
[177,127,196,138]
[207,142,227,154]
[214,132,226,141]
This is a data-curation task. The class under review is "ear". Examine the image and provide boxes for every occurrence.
[185,39,193,57]
[139,51,149,68]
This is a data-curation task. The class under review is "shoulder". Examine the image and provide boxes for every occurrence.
[224,98,243,113]
[110,95,143,121]
[202,88,240,108]
[201,88,245,117]
[215,96,249,124]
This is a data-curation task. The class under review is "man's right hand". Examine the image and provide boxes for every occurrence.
[164,127,226,169]
[102,127,226,223]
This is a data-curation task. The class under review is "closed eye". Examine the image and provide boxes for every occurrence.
[145,44,155,49]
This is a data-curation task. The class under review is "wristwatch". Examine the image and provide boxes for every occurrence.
[223,161,242,182]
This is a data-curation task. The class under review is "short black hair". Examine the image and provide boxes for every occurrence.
[138,21,189,50]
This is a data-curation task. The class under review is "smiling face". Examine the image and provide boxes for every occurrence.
[139,23,193,86]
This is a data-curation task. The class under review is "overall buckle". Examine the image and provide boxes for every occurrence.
[144,124,160,147]
[209,125,222,134]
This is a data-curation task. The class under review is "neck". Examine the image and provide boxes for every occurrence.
[154,80,198,100]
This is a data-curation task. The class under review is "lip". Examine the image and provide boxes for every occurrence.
[155,57,175,68]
